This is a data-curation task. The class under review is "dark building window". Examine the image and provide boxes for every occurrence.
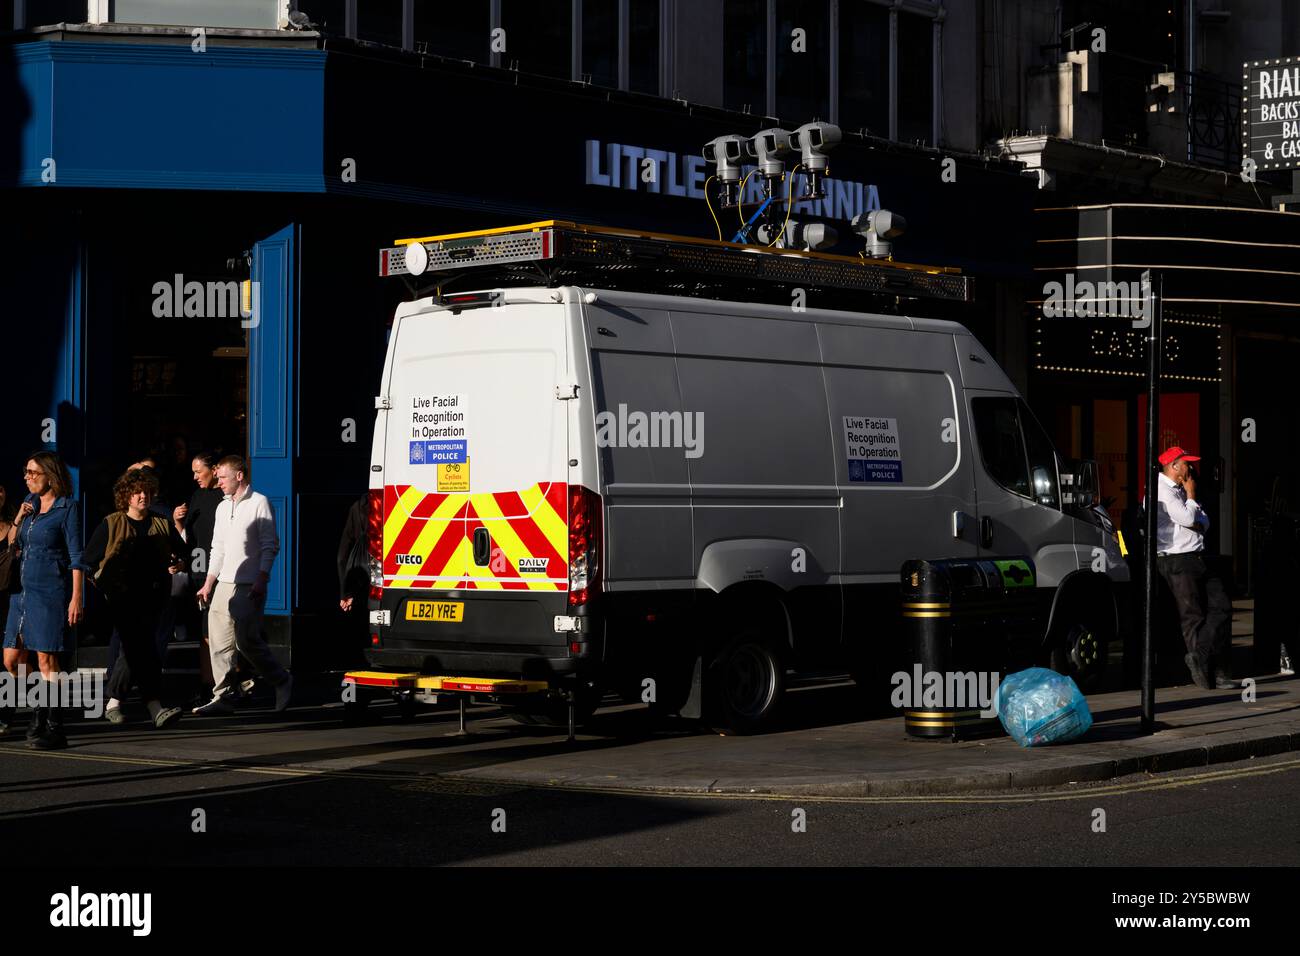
[775,0,828,123]
[1062,0,1180,69]
[303,0,348,36]
[838,1,888,135]
[415,0,490,61]
[896,12,933,143]
[501,0,573,79]
[357,0,404,47]
[629,0,660,94]
[723,0,766,114]
[26,0,89,25]
[582,0,618,86]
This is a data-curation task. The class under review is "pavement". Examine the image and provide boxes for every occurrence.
[6,602,1296,798]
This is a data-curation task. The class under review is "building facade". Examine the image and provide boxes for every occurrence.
[3,0,1297,665]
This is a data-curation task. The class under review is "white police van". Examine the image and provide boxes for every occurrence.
[356,222,1128,734]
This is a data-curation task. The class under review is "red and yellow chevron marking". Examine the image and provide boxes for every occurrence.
[382,482,567,591]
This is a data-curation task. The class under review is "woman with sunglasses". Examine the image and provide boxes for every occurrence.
[2,452,84,749]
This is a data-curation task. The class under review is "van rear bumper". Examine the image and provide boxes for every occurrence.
[371,589,595,679]
[364,643,586,680]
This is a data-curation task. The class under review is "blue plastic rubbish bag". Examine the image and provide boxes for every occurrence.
[995,667,1093,747]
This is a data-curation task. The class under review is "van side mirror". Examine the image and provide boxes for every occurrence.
[1063,459,1100,510]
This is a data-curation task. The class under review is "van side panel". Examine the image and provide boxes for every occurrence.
[818,324,979,581]
[583,304,694,587]
[671,307,843,655]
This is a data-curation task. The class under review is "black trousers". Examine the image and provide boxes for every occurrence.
[1157,552,1232,672]
[106,592,166,704]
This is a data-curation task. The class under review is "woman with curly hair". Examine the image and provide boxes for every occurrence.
[3,451,84,749]
[81,468,186,729]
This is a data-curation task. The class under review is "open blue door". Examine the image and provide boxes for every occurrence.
[249,224,298,616]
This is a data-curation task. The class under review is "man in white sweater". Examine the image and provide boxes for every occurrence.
[192,455,293,715]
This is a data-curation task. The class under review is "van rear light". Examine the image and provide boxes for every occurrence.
[567,485,602,608]
[367,488,384,601]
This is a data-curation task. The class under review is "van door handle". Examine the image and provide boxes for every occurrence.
[472,527,491,566]
[980,516,994,549]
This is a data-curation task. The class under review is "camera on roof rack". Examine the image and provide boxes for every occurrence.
[851,209,907,259]
[755,221,838,252]
[790,121,841,200]
[702,134,751,207]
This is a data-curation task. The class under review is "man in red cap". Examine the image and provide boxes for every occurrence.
[1155,446,1233,690]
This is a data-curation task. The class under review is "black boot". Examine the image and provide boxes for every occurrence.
[24,704,47,743]
[29,702,66,750]
[0,705,13,737]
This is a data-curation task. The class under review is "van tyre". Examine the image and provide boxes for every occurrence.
[706,631,786,735]
[1049,616,1109,691]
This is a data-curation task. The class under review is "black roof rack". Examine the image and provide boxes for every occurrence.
[379,221,973,311]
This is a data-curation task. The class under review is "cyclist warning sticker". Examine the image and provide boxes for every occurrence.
[436,460,469,492]
[843,415,903,483]
[408,393,468,464]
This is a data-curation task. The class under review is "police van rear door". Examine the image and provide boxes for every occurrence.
[380,291,571,631]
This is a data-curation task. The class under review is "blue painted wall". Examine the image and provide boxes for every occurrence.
[12,42,325,191]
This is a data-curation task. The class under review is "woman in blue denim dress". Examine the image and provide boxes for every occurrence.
[2,452,84,749]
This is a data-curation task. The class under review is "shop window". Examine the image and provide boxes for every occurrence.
[896,11,932,143]
[501,0,572,79]
[357,0,403,47]
[415,0,490,61]
[723,0,765,113]
[973,397,1031,499]
[775,0,828,122]
[628,0,659,94]
[582,0,618,87]
[838,1,888,134]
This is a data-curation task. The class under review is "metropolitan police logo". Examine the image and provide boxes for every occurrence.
[409,441,426,464]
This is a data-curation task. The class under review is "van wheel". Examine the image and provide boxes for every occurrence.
[706,632,786,735]
[1050,618,1108,691]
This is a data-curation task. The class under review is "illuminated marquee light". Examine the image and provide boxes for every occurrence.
[1031,309,1221,382]
[1032,364,1221,383]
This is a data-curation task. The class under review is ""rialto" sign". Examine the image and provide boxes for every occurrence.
[1244,59,1300,170]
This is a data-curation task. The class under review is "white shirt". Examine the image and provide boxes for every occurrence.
[1156,472,1208,555]
[208,486,280,584]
